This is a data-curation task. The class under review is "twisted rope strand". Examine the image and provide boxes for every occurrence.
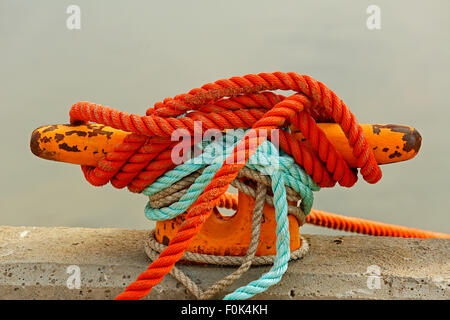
[193,183,265,299]
[306,210,450,239]
[224,163,290,300]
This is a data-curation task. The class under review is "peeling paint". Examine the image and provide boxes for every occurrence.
[65,130,87,137]
[42,125,58,133]
[58,143,81,152]
[54,134,64,143]
[372,124,421,154]
[389,151,402,159]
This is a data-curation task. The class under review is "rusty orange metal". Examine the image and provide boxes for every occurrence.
[30,124,126,166]
[30,122,422,257]
[155,191,301,257]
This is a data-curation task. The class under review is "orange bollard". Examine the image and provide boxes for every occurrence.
[30,122,422,257]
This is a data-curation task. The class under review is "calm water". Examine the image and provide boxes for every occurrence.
[1,0,449,235]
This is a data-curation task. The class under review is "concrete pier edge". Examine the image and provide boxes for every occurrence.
[0,226,448,299]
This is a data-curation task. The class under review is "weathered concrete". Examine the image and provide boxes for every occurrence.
[0,226,448,299]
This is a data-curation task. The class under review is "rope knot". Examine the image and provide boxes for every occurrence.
[67,72,383,300]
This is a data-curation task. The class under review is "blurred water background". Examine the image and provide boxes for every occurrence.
[1,0,449,234]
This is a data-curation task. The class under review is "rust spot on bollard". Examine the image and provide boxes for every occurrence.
[372,124,422,154]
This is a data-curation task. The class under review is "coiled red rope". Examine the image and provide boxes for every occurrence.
[69,72,386,299]
[70,72,381,193]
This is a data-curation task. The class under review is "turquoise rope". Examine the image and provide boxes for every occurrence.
[143,132,242,221]
[224,156,290,300]
[223,140,291,300]
[142,130,318,299]
[144,131,318,220]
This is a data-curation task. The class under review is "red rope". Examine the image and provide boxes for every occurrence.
[69,72,384,300]
[70,73,381,191]
[306,210,450,239]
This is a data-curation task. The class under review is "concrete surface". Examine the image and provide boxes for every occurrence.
[0,226,448,300]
